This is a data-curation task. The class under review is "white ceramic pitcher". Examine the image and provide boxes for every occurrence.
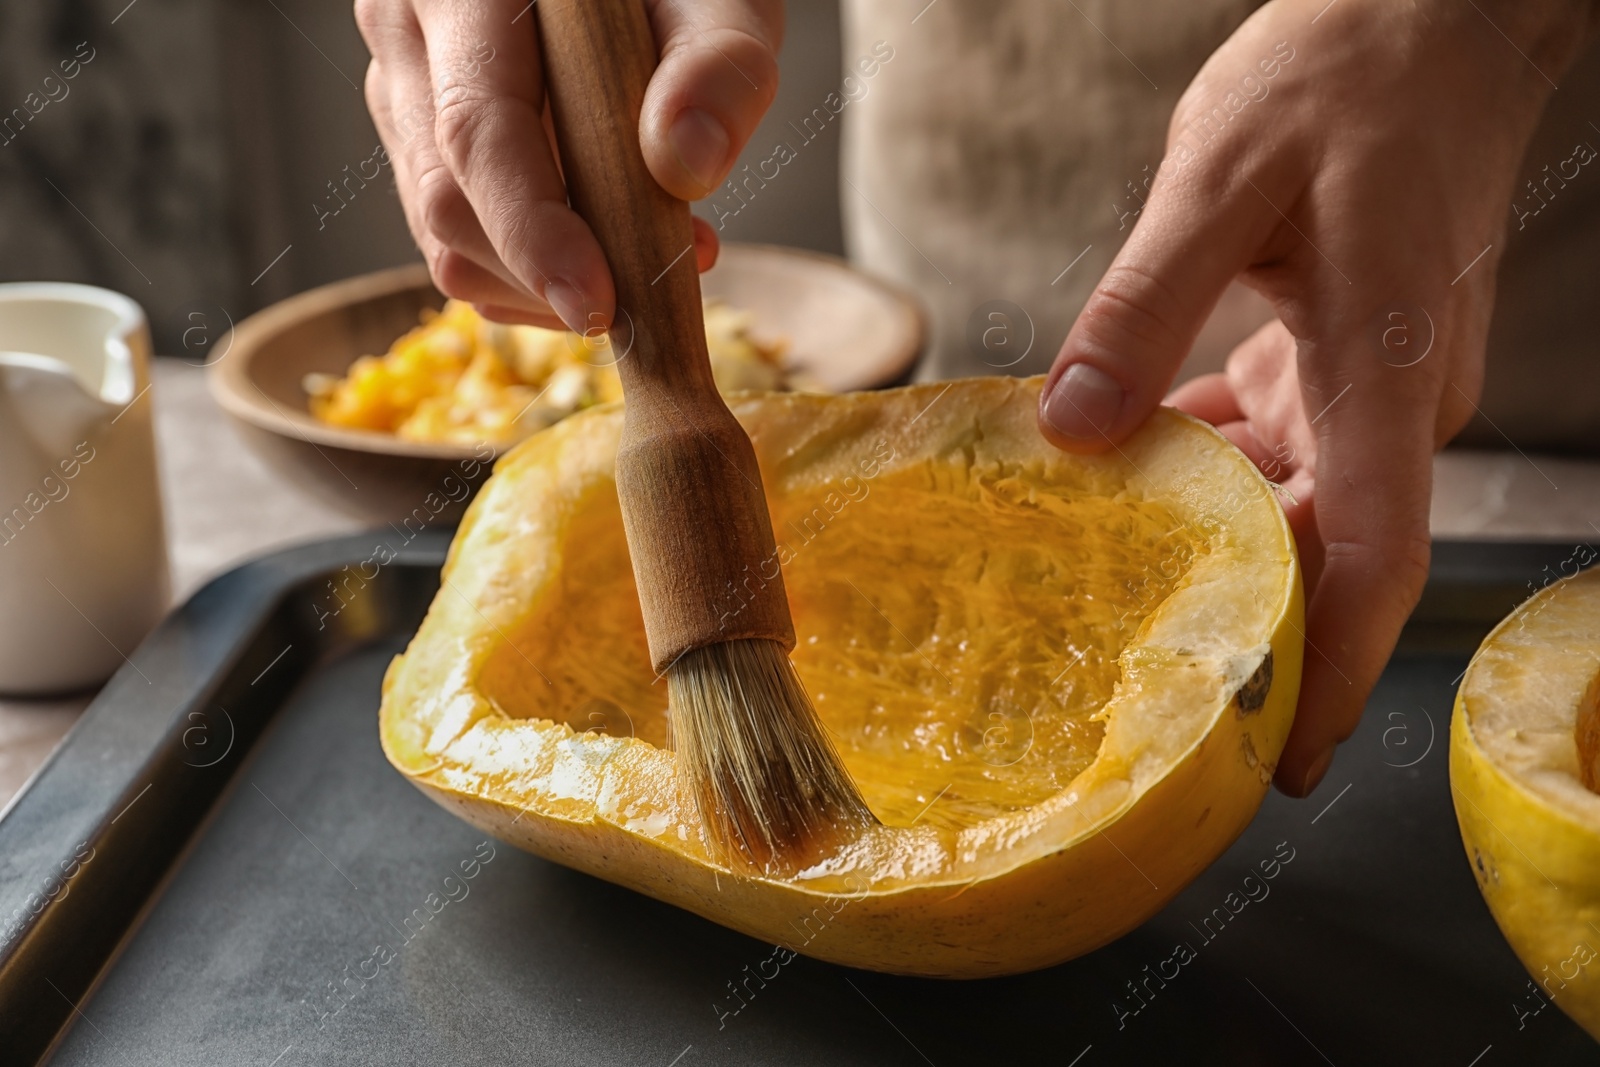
[0,283,169,694]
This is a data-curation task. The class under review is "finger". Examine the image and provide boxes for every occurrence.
[1039,163,1283,454]
[1212,418,1309,511]
[1274,378,1436,797]
[1211,418,1270,469]
[1213,415,1316,561]
[422,243,550,311]
[422,0,614,331]
[365,39,549,315]
[1221,320,1317,466]
[363,45,432,255]
[474,303,567,329]
[642,0,783,199]
[1279,479,1324,616]
[693,215,720,272]
[1166,373,1244,426]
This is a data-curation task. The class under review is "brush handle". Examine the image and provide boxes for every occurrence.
[536,0,795,671]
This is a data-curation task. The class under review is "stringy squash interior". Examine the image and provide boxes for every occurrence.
[476,457,1206,832]
[1460,568,1600,818]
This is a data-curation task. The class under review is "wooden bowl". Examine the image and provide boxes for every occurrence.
[208,245,925,524]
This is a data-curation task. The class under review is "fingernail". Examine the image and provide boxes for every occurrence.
[1042,363,1125,440]
[543,279,588,334]
[668,107,730,193]
[1300,747,1335,796]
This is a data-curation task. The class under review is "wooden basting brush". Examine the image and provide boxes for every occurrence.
[535,0,876,871]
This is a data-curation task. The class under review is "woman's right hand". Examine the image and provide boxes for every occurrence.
[355,0,783,332]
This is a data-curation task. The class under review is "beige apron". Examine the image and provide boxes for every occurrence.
[842,0,1600,452]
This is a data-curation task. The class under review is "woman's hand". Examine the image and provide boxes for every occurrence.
[355,0,783,331]
[1038,0,1597,795]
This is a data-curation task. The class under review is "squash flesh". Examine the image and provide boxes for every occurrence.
[478,462,1206,831]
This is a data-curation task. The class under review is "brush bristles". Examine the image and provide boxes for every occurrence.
[668,637,876,872]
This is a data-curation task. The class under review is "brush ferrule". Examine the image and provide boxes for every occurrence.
[615,403,797,673]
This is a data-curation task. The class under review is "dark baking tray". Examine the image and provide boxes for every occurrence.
[1,533,1594,1065]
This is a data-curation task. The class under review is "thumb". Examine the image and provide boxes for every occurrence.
[640,0,783,200]
[1039,168,1273,453]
